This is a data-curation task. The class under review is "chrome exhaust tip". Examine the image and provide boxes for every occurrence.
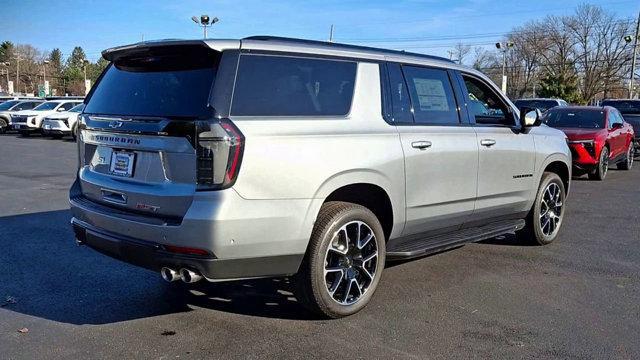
[179,268,202,283]
[161,267,180,282]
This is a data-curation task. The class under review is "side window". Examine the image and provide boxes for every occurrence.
[402,66,459,125]
[61,102,75,111]
[386,63,413,123]
[462,74,514,126]
[231,54,357,116]
[610,111,623,127]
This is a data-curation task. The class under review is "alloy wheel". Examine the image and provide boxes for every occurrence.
[539,182,563,237]
[628,147,634,169]
[601,150,609,177]
[323,220,378,306]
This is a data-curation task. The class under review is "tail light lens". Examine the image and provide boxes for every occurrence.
[196,119,244,190]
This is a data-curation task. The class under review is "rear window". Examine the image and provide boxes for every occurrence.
[84,48,219,118]
[543,109,605,129]
[601,100,640,114]
[231,55,357,117]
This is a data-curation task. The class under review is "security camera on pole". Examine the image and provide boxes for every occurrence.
[191,15,219,39]
[496,42,514,94]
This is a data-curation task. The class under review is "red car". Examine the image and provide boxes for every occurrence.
[543,106,635,180]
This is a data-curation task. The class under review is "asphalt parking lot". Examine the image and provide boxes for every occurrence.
[1,133,639,359]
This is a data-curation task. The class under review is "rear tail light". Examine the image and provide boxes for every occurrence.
[196,119,244,190]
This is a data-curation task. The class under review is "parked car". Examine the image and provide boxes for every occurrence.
[70,37,571,318]
[11,100,82,136]
[0,99,44,133]
[543,106,634,180]
[601,99,640,154]
[514,98,568,113]
[42,104,85,139]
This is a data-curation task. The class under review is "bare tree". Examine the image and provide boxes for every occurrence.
[452,42,471,65]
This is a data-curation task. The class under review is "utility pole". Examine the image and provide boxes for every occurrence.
[329,25,334,43]
[628,11,640,98]
[15,55,20,94]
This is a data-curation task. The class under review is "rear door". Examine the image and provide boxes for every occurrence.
[387,63,478,236]
[457,72,536,223]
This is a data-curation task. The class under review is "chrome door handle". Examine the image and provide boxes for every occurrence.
[480,139,496,147]
[411,141,432,150]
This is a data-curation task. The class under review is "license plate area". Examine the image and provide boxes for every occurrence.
[109,151,136,177]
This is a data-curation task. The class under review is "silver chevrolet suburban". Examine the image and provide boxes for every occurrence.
[70,36,571,318]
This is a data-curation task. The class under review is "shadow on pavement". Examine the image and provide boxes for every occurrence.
[0,209,319,325]
[1,208,530,324]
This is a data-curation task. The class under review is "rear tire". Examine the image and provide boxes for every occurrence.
[0,119,7,134]
[518,172,566,245]
[51,134,63,139]
[617,145,633,170]
[295,201,386,318]
[588,147,609,181]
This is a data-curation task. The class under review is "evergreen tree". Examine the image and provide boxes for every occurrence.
[0,41,14,63]
[537,72,582,104]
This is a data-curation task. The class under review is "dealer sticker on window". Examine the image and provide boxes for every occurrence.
[109,151,135,177]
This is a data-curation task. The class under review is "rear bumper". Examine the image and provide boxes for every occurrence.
[71,217,302,280]
[69,179,321,280]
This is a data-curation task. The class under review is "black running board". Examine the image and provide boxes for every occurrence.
[386,219,526,261]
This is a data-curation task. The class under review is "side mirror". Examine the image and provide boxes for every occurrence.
[57,107,65,112]
[611,122,623,129]
[519,107,542,128]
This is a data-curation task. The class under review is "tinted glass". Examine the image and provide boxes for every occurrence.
[0,100,21,110]
[231,55,356,116]
[33,102,60,111]
[514,100,559,111]
[463,75,512,126]
[60,102,78,111]
[543,109,605,129]
[601,100,640,114]
[70,104,84,112]
[402,66,458,124]
[85,49,219,118]
[387,63,413,123]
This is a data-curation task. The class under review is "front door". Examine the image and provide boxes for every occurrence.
[458,73,536,223]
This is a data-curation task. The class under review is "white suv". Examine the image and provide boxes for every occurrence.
[12,100,82,136]
[42,104,85,139]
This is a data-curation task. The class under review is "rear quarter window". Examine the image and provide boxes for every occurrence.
[231,55,357,117]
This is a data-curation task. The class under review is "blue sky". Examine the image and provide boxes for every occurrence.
[2,0,639,61]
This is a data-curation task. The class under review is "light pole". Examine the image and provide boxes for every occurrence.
[496,42,514,93]
[191,15,218,39]
[625,11,640,98]
[1,62,9,93]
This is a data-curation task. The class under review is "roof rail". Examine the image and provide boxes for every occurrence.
[243,36,454,63]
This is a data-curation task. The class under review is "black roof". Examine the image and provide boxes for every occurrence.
[243,36,454,63]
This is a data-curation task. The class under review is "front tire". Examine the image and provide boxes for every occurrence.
[617,145,633,170]
[518,172,566,245]
[588,147,609,181]
[295,201,386,318]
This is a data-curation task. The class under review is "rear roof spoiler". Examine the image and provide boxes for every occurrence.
[102,39,240,62]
